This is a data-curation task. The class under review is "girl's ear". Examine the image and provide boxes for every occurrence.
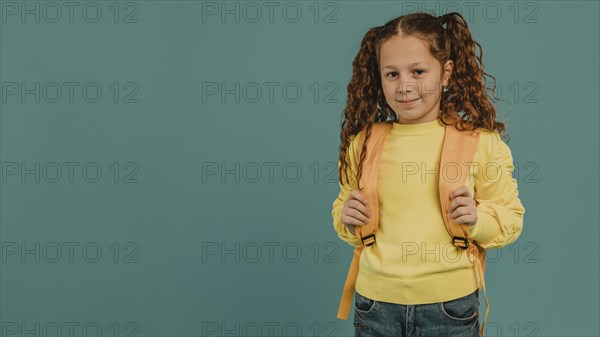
[442,60,454,86]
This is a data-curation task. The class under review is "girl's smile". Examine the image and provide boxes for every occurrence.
[396,98,420,106]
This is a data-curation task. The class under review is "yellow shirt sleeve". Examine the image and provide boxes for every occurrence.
[469,131,526,249]
[332,133,363,248]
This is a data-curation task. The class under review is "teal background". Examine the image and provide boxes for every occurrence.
[1,1,598,336]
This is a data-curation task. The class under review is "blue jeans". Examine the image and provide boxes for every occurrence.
[353,289,480,337]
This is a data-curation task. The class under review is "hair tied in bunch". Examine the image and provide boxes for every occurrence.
[437,14,448,28]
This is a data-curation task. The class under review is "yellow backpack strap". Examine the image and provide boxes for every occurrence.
[438,125,481,247]
[336,245,364,319]
[336,122,392,320]
[438,125,489,336]
[354,122,393,246]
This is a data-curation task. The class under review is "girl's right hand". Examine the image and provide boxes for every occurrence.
[341,190,372,235]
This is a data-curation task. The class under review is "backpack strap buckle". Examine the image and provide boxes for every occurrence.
[453,236,469,249]
[361,233,376,246]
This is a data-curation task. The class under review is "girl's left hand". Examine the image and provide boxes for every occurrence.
[448,186,478,227]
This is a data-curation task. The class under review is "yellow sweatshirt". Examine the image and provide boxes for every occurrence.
[332,118,525,305]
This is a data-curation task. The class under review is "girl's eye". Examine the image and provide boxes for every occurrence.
[386,70,425,78]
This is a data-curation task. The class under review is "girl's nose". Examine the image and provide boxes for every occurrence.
[396,83,417,94]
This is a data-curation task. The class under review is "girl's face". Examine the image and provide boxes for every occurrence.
[379,34,453,124]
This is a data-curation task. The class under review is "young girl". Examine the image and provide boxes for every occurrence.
[332,12,525,337]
